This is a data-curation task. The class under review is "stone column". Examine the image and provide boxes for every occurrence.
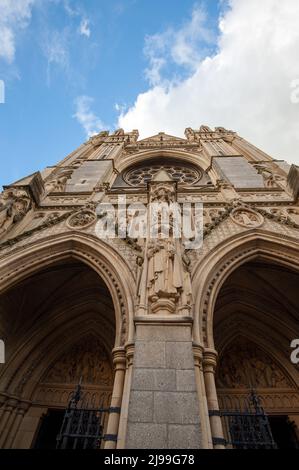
[125,317,202,449]
[193,343,213,449]
[104,347,126,449]
[117,342,134,449]
[6,402,30,449]
[0,395,7,427]
[0,398,18,448]
[203,349,225,449]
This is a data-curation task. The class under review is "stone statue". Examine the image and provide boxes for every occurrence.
[0,188,31,236]
[147,237,182,303]
[135,179,194,315]
[185,127,196,141]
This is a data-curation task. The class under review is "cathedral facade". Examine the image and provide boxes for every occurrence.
[0,126,298,449]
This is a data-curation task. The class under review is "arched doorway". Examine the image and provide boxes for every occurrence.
[213,260,299,448]
[0,258,123,449]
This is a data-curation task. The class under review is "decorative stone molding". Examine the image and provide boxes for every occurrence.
[230,207,264,228]
[193,233,299,347]
[0,188,32,237]
[66,209,97,230]
[0,210,72,251]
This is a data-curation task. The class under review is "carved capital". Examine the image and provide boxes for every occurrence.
[203,349,218,373]
[112,347,126,370]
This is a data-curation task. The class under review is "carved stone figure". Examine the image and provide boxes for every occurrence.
[230,207,264,228]
[0,188,31,236]
[147,237,182,301]
[185,127,196,141]
[44,337,113,386]
[67,209,97,229]
[216,339,291,389]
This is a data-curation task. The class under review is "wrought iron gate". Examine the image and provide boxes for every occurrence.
[216,391,277,449]
[56,382,109,449]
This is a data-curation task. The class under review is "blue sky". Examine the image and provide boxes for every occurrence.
[1,0,299,189]
[0,0,220,188]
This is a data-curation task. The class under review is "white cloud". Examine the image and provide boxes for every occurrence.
[0,0,35,63]
[42,29,70,85]
[73,95,105,138]
[63,0,80,17]
[119,0,299,165]
[144,4,215,86]
[79,18,91,38]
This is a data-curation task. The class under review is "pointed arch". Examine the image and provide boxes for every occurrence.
[0,232,135,399]
[192,230,299,347]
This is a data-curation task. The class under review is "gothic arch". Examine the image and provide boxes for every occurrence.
[0,231,135,348]
[215,330,298,390]
[192,230,299,347]
[115,148,218,184]
[0,306,116,399]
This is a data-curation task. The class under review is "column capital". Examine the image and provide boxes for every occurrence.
[203,348,218,372]
[112,347,126,369]
[125,341,135,367]
[192,342,204,368]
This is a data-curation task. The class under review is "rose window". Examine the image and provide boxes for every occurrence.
[124,162,202,186]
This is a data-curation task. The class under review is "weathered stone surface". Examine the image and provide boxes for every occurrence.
[213,156,265,188]
[165,342,195,370]
[128,391,153,423]
[132,369,176,392]
[133,341,166,369]
[168,424,201,449]
[136,324,192,342]
[154,392,200,425]
[176,370,197,392]
[126,423,168,449]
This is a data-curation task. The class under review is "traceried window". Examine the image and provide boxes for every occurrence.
[124,159,202,187]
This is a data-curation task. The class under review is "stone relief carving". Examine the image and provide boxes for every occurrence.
[216,340,292,389]
[0,188,32,236]
[45,168,74,193]
[44,338,113,386]
[66,209,97,230]
[136,181,193,315]
[230,207,264,228]
[254,164,287,188]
